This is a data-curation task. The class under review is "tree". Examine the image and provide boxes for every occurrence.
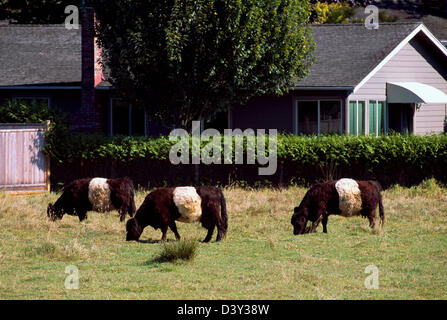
[93,0,315,127]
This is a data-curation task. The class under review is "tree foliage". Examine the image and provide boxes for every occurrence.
[93,0,315,127]
[311,1,358,24]
[0,99,70,161]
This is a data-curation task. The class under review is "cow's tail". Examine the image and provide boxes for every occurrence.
[219,190,228,237]
[378,191,385,229]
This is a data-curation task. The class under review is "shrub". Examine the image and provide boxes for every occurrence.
[47,132,447,188]
[0,99,70,162]
[157,239,198,263]
[311,1,356,24]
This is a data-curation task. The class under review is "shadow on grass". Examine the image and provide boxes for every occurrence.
[143,256,175,266]
[142,239,199,266]
[135,238,177,244]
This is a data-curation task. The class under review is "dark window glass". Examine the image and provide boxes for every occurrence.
[112,100,130,135]
[320,100,341,134]
[297,101,318,135]
[131,106,145,136]
[112,100,146,136]
[15,98,49,108]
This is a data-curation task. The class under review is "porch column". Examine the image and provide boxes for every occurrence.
[344,97,350,135]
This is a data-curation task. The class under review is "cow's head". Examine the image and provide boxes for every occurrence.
[291,206,309,235]
[126,218,142,241]
[47,203,63,221]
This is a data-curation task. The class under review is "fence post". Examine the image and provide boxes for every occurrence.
[45,120,51,192]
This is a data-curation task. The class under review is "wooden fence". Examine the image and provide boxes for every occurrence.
[0,122,50,193]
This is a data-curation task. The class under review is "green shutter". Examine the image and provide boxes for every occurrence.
[349,102,357,135]
[378,101,385,134]
[358,101,365,135]
[369,101,377,135]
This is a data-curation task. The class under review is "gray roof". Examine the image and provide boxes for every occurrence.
[296,22,422,88]
[0,24,81,86]
[0,21,437,89]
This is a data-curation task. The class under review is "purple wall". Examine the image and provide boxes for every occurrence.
[231,95,293,132]
[230,90,350,133]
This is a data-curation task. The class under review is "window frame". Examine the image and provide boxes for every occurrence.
[367,99,387,136]
[348,100,367,136]
[109,98,148,136]
[12,96,52,109]
[294,99,343,136]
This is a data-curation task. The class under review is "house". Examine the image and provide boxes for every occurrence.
[230,22,447,135]
[2,14,447,136]
[0,8,163,136]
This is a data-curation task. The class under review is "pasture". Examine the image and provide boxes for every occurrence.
[0,179,446,299]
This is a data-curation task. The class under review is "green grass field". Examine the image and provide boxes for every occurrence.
[1,179,446,299]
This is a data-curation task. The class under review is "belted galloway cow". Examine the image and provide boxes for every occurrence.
[291,178,384,234]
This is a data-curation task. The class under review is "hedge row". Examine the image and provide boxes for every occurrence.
[3,91,447,188]
[46,133,447,189]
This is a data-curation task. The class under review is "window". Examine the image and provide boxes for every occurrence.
[320,100,342,134]
[349,101,366,135]
[369,101,386,136]
[111,99,146,136]
[388,103,412,135]
[14,97,50,109]
[296,100,342,135]
[297,101,318,135]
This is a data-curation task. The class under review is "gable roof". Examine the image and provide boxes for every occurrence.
[2,21,445,91]
[0,24,83,87]
[295,22,430,89]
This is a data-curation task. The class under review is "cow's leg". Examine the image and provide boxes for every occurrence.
[77,209,87,222]
[322,215,328,233]
[128,204,135,218]
[216,224,225,242]
[368,211,376,229]
[118,207,126,222]
[169,221,181,241]
[161,225,168,242]
[215,211,226,242]
[309,215,323,233]
[203,225,215,243]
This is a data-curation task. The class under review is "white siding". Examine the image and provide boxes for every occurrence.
[349,34,447,135]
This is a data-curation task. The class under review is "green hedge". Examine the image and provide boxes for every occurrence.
[44,132,447,166]
[45,132,447,188]
[2,99,444,187]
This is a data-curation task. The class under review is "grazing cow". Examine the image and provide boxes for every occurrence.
[126,186,228,242]
[47,177,136,222]
[291,178,384,235]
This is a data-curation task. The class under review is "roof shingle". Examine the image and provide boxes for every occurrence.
[296,22,422,88]
[0,21,430,89]
[0,24,81,86]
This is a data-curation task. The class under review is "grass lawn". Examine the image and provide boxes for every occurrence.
[0,179,446,299]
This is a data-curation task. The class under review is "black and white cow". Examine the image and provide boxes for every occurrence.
[126,186,228,242]
[47,177,136,222]
[291,178,385,234]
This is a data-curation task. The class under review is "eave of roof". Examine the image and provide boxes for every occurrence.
[353,23,447,93]
[291,86,353,91]
[296,22,425,88]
